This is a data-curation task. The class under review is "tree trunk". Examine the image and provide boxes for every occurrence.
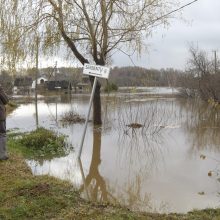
[88,75,102,125]
[93,84,102,125]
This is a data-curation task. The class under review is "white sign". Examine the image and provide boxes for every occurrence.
[83,64,110,79]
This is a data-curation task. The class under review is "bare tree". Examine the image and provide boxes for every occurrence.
[180,46,220,102]
[1,0,188,124]
[0,70,13,94]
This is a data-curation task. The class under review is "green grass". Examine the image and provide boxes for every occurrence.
[8,128,68,160]
[0,153,79,220]
[1,138,220,219]
[0,151,147,220]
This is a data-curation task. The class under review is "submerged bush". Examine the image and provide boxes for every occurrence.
[17,127,67,158]
[60,110,85,124]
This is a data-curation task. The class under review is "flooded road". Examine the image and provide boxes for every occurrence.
[7,89,220,213]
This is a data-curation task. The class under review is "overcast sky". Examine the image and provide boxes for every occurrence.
[39,0,220,71]
[112,0,220,70]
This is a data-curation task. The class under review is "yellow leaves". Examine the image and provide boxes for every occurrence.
[199,155,217,178]
[200,155,214,177]
[208,98,220,108]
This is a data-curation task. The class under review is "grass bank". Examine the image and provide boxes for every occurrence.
[1,139,220,219]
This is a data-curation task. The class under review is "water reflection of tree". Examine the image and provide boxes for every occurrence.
[117,132,164,173]
[118,175,169,213]
[79,127,156,211]
[79,128,116,203]
[115,98,175,173]
[180,99,220,153]
[79,97,179,211]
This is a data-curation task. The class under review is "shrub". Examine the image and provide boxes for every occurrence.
[104,82,118,93]
[60,110,85,124]
[18,127,67,158]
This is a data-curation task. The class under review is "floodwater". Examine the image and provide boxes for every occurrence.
[7,88,220,213]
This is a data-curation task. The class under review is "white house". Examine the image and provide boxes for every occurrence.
[32,77,48,89]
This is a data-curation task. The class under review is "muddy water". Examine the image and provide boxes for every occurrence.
[7,92,220,213]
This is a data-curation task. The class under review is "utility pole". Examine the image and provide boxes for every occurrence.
[214,50,217,74]
[54,61,58,122]
[35,35,39,128]
[54,61,57,82]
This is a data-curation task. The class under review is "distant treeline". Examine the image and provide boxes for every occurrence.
[109,66,183,87]
[36,66,183,88]
[2,51,220,104]
[0,66,183,88]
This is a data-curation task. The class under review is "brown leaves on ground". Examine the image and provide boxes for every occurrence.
[16,183,50,197]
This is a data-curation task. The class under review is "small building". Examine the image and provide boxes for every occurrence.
[32,77,48,89]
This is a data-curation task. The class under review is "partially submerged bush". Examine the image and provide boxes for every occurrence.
[17,127,68,158]
[60,110,85,124]
[126,123,143,129]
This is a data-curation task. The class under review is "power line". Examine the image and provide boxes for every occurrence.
[152,0,199,24]
[167,0,199,16]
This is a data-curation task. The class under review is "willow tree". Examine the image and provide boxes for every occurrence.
[1,0,181,124]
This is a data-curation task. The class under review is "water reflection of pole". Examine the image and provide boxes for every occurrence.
[214,50,217,74]
[35,35,39,129]
[55,89,58,123]
[55,100,58,122]
[77,157,90,199]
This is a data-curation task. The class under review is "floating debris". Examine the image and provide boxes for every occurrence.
[158,124,180,129]
[126,123,143,129]
[208,171,212,177]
